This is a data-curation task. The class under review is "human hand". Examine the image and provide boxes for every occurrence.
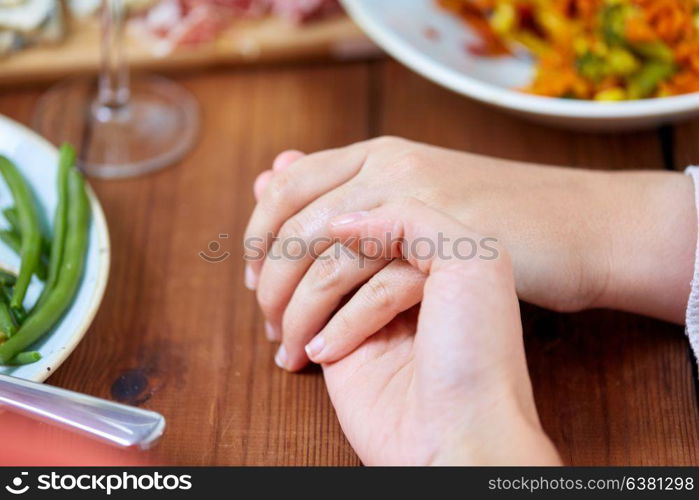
[312,199,560,465]
[245,138,696,371]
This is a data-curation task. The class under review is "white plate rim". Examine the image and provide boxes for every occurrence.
[0,114,111,383]
[341,0,699,120]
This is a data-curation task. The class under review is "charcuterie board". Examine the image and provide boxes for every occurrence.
[0,14,377,85]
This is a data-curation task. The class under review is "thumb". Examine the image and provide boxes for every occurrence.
[329,199,551,463]
[415,254,525,394]
[329,199,534,410]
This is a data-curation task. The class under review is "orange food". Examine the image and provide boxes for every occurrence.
[438,0,699,99]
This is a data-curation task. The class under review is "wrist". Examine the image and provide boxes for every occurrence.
[431,418,561,466]
[594,171,696,323]
[429,394,562,466]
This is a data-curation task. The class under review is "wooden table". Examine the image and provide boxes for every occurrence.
[1,59,698,465]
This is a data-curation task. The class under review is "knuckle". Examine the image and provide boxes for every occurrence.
[331,310,355,338]
[369,135,403,149]
[364,276,395,312]
[371,149,426,181]
[311,250,344,292]
[394,150,425,175]
[278,215,310,242]
[264,170,295,207]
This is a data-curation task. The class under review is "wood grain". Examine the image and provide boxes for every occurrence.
[0,59,697,465]
[673,121,699,169]
[0,63,370,465]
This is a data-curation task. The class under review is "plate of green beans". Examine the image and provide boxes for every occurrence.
[0,114,110,382]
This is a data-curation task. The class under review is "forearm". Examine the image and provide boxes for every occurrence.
[594,171,697,324]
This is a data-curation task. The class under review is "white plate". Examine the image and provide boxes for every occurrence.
[0,114,110,382]
[342,0,699,130]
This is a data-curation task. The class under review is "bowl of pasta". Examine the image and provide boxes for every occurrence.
[341,0,699,130]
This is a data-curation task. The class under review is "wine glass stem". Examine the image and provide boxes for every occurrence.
[97,0,130,115]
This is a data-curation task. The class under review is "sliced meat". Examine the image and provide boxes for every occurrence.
[269,0,341,23]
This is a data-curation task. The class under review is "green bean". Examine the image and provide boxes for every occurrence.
[3,207,18,233]
[0,286,26,325]
[632,41,674,63]
[0,302,16,338]
[577,52,607,82]
[627,61,676,99]
[0,157,42,309]
[6,351,41,365]
[0,230,48,281]
[4,206,51,261]
[0,269,16,287]
[0,168,90,364]
[0,229,19,251]
[35,144,74,310]
[2,287,26,326]
[601,4,630,46]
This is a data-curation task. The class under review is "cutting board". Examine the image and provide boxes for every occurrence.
[0,15,378,85]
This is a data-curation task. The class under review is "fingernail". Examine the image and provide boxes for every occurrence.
[274,345,288,370]
[265,321,280,342]
[244,265,258,291]
[329,211,370,228]
[305,335,326,360]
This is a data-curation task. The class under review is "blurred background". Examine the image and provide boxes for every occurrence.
[0,0,375,83]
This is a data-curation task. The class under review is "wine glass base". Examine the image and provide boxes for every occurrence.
[33,74,199,179]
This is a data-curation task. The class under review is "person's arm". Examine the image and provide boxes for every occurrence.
[592,170,696,324]
[244,138,698,371]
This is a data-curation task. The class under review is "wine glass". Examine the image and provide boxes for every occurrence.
[33,0,199,179]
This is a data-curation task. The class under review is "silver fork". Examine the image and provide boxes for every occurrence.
[0,373,165,449]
